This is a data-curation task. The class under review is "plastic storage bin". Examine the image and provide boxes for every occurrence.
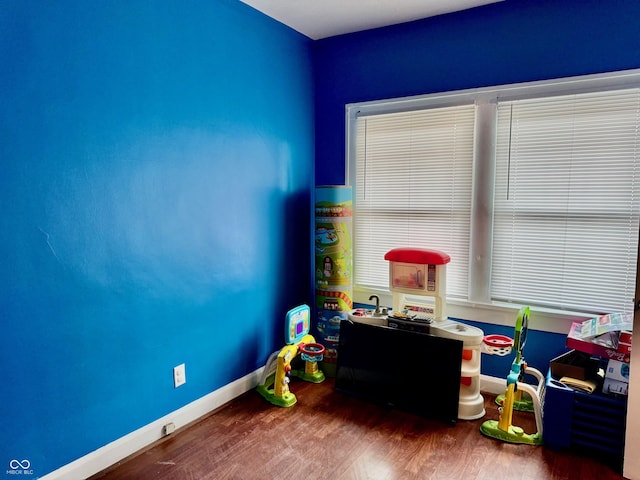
[543,370,627,470]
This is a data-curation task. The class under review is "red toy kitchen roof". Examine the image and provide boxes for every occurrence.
[384,248,451,265]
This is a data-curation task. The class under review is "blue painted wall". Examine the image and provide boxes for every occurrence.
[314,0,640,376]
[314,0,640,186]
[0,0,313,476]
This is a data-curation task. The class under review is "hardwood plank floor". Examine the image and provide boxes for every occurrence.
[92,378,627,480]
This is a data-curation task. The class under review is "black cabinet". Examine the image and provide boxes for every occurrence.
[335,319,463,424]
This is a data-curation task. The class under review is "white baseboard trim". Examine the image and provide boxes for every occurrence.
[41,368,264,480]
[480,374,506,396]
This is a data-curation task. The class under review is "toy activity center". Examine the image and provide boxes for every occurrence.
[259,240,627,463]
[256,305,325,407]
[372,247,485,421]
[259,247,483,420]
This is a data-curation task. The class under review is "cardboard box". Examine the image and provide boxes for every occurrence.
[618,341,632,355]
[550,349,598,381]
[620,330,633,344]
[576,313,632,337]
[605,359,631,383]
[603,377,629,396]
[618,331,632,355]
[566,322,631,363]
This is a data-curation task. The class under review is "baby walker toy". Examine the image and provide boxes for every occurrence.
[480,306,545,445]
[256,305,325,407]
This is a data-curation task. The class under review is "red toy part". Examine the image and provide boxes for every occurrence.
[482,334,514,356]
[299,342,325,363]
[299,342,325,356]
[384,248,451,265]
[483,334,513,348]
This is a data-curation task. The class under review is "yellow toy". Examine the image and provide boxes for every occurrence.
[480,306,544,445]
[256,305,325,407]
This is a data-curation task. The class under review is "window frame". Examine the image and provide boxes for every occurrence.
[345,69,640,333]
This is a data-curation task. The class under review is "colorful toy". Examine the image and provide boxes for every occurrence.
[480,306,544,445]
[383,248,486,420]
[256,305,325,407]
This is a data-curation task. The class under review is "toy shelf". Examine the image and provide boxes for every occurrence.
[543,370,627,470]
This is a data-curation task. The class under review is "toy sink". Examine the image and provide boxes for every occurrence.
[348,308,388,327]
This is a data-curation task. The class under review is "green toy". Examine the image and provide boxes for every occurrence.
[256,305,325,407]
[480,306,544,446]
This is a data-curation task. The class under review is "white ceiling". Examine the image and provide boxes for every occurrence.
[239,0,504,40]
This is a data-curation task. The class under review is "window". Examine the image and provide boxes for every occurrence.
[346,70,640,323]
[353,105,475,299]
[493,90,640,313]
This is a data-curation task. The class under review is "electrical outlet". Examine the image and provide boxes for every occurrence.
[163,422,176,436]
[173,363,186,388]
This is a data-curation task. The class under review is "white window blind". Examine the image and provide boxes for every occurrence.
[492,89,640,313]
[353,105,475,299]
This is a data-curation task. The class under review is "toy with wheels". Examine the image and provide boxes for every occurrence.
[480,306,544,445]
[256,305,325,407]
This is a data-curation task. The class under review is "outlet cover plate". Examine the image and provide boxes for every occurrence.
[173,363,186,388]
